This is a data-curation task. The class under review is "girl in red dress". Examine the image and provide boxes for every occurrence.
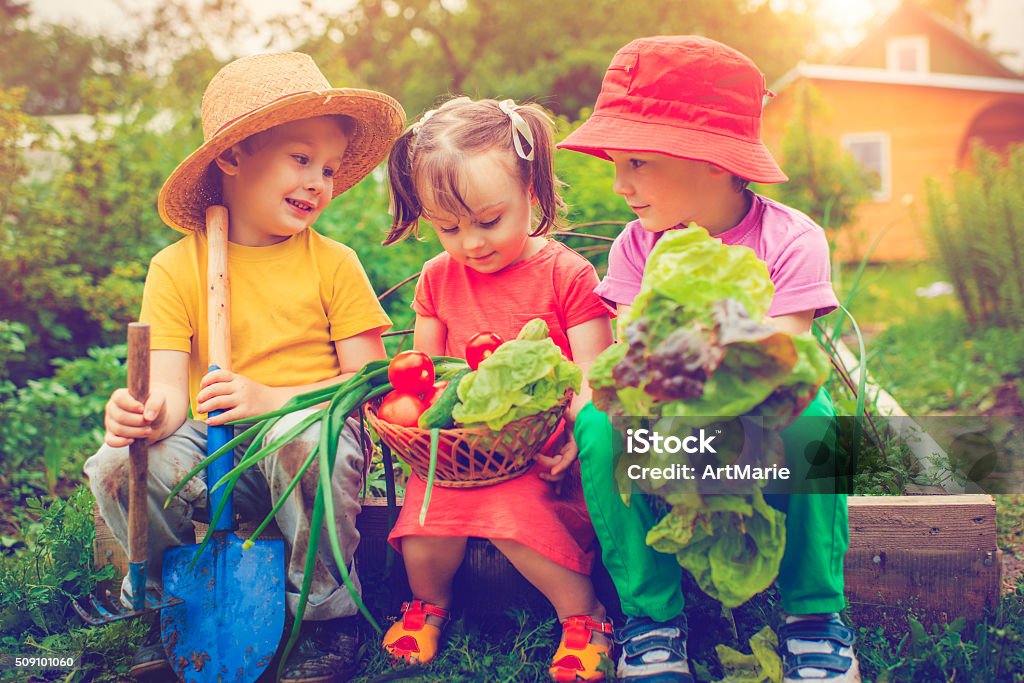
[381,96,615,681]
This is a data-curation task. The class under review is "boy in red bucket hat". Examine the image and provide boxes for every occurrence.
[559,36,860,683]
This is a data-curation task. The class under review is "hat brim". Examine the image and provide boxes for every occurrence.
[558,113,788,184]
[158,89,405,233]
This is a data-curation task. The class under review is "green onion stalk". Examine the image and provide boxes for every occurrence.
[163,356,464,678]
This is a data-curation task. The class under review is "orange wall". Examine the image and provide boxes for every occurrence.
[762,79,1024,262]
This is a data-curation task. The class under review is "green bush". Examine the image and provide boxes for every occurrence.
[927,144,1024,330]
[0,88,195,381]
[0,343,125,492]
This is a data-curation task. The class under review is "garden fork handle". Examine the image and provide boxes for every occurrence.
[126,322,150,611]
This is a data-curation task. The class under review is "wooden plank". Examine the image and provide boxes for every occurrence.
[845,549,1001,621]
[847,495,996,552]
[845,494,999,622]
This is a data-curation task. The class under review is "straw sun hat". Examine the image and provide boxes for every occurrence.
[158,52,406,234]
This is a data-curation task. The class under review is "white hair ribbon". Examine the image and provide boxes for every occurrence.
[498,99,535,161]
[411,108,437,135]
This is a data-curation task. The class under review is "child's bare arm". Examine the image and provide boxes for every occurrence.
[197,328,387,425]
[564,315,614,421]
[537,315,614,483]
[104,350,190,447]
[614,304,632,342]
[766,309,814,335]
[412,315,447,357]
[335,327,388,376]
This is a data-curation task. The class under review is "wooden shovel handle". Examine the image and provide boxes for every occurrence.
[207,205,231,371]
[126,322,150,565]
[205,205,236,531]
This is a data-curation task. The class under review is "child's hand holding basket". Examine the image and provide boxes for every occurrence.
[365,318,580,491]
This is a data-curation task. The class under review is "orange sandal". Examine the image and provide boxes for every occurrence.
[549,615,614,682]
[382,600,451,665]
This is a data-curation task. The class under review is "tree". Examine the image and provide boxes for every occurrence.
[332,0,826,118]
[762,82,871,231]
[0,2,136,115]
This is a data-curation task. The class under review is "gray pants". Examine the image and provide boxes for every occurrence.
[83,410,366,620]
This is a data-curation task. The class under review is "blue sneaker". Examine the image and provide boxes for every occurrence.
[614,614,694,682]
[779,614,861,682]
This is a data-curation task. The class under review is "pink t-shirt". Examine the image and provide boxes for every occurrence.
[413,240,610,358]
[594,192,839,319]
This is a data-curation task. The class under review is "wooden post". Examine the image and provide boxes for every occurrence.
[126,323,149,572]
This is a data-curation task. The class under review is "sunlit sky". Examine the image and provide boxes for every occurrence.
[30,0,1024,71]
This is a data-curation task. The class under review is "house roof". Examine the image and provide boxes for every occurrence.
[837,0,1019,79]
[771,64,1024,96]
[770,0,1024,96]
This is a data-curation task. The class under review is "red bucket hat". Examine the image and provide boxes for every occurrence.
[558,36,787,183]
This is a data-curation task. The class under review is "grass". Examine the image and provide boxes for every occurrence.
[823,261,1024,415]
[999,495,1024,555]
[829,260,957,333]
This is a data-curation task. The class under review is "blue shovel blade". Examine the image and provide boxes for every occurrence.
[161,533,285,683]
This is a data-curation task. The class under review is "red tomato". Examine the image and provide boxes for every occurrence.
[377,391,428,427]
[388,350,435,395]
[465,332,504,370]
[423,380,449,406]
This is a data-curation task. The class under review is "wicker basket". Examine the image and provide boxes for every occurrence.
[364,391,570,488]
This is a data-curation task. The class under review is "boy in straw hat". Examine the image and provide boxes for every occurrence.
[559,37,860,683]
[84,52,404,682]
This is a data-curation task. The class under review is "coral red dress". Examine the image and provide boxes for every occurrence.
[387,241,610,573]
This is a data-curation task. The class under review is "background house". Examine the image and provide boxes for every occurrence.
[761,0,1024,262]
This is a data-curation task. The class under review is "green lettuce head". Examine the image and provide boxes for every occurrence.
[588,224,831,609]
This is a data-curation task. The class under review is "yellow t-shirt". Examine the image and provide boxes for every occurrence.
[139,229,391,417]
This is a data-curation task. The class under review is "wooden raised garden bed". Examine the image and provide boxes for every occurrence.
[94,492,1000,622]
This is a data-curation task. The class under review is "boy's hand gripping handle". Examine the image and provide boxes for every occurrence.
[206,205,234,531]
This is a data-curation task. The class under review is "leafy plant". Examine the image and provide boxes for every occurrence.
[868,310,1024,414]
[0,487,147,682]
[589,228,830,608]
[590,227,829,423]
[452,333,582,430]
[926,143,1024,330]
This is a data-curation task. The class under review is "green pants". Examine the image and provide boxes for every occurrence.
[576,389,848,618]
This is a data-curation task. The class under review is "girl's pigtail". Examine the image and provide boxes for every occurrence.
[518,105,565,236]
[383,128,422,246]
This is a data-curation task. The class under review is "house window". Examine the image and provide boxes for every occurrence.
[886,35,929,73]
[841,133,891,202]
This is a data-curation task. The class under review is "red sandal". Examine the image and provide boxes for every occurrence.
[382,600,451,665]
[549,615,614,681]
